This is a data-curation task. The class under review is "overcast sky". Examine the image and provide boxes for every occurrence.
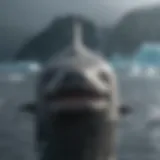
[1,0,160,31]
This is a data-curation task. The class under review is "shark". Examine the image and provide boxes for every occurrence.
[21,19,132,160]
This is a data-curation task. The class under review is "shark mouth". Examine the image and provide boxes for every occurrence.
[46,86,110,104]
[44,71,111,110]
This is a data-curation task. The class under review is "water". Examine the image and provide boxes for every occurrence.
[0,72,160,159]
[117,77,160,160]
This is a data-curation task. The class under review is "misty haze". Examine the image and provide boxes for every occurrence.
[1,0,160,160]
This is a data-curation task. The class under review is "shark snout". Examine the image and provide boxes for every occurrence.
[47,67,110,95]
[44,67,111,111]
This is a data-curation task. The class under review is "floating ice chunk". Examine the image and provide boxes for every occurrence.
[8,73,25,82]
[28,63,42,72]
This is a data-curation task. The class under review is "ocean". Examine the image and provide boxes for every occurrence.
[0,73,160,160]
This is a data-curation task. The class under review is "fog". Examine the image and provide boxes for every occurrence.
[1,0,160,31]
[1,0,160,60]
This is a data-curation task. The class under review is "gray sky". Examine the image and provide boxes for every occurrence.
[1,0,160,57]
[1,0,160,31]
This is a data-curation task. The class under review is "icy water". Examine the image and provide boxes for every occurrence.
[0,74,160,160]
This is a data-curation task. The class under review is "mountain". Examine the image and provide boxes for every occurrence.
[14,15,99,62]
[0,26,33,61]
[104,5,160,56]
[8,5,160,62]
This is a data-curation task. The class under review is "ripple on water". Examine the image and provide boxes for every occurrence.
[147,104,160,126]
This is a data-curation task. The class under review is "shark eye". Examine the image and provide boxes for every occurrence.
[98,71,109,82]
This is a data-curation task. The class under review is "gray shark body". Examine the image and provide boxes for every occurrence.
[28,21,130,160]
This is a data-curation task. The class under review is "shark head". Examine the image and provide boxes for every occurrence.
[21,20,132,117]
[37,21,122,118]
[19,20,132,159]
